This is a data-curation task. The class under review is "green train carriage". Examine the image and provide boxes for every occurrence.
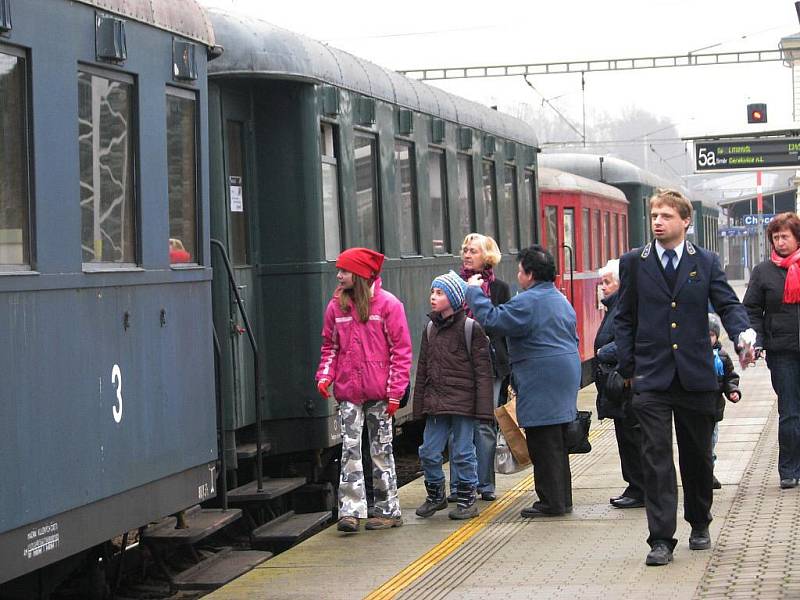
[205,10,540,487]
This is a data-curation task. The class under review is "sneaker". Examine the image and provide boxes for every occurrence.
[365,515,403,530]
[336,516,359,532]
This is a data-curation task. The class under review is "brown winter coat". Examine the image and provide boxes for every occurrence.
[412,310,494,422]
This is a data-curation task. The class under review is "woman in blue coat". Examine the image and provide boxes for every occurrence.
[465,245,580,517]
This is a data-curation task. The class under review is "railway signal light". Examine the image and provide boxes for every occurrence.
[747,103,767,124]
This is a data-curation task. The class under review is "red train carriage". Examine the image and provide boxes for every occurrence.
[538,167,629,384]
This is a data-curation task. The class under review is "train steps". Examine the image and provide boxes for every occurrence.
[251,510,332,553]
[226,476,307,503]
[171,547,272,591]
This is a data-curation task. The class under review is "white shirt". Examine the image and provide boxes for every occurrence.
[654,239,685,270]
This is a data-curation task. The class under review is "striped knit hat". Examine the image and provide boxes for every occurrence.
[432,270,468,311]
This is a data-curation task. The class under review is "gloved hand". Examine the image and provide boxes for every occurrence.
[738,328,757,349]
[387,398,400,417]
[317,378,331,400]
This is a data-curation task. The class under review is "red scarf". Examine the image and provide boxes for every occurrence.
[459,266,495,317]
[771,247,800,304]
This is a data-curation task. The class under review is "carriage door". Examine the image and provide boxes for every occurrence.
[222,92,257,425]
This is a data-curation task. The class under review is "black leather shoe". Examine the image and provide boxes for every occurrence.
[611,496,645,509]
[520,505,565,518]
[712,476,722,490]
[780,478,799,489]
[689,527,711,550]
[609,494,625,504]
[480,491,497,501]
[645,542,673,566]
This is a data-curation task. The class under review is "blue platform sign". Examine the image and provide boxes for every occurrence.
[742,213,775,226]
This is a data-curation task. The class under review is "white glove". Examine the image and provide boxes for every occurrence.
[738,328,757,348]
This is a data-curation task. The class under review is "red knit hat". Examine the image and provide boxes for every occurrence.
[336,247,384,281]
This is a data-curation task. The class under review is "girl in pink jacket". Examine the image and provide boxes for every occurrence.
[316,248,412,533]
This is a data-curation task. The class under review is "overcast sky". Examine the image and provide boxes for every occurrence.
[203,0,800,194]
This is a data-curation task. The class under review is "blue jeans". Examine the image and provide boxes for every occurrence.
[449,378,501,494]
[766,351,800,479]
[419,415,479,488]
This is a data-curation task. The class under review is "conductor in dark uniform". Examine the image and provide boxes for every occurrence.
[615,188,756,566]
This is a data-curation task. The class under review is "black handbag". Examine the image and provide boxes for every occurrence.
[565,410,592,454]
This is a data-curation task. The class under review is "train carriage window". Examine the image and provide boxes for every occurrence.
[0,48,31,268]
[563,208,575,274]
[524,168,536,244]
[592,209,600,269]
[394,140,419,256]
[500,164,519,252]
[544,206,558,268]
[621,214,628,252]
[603,212,611,264]
[611,213,619,259]
[456,153,475,239]
[428,147,449,255]
[353,133,380,250]
[166,88,197,265]
[581,208,590,271]
[481,160,498,239]
[320,122,341,260]
[79,68,136,266]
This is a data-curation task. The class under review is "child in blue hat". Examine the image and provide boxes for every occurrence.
[412,271,494,520]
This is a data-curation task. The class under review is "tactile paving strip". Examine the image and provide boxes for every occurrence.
[694,405,800,599]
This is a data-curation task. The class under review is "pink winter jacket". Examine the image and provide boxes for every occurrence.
[316,278,412,404]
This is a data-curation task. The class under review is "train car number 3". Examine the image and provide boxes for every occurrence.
[112,364,123,423]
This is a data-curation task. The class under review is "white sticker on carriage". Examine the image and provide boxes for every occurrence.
[23,522,60,559]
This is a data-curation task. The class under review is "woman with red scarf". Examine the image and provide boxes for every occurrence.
[447,233,511,502]
[744,212,800,489]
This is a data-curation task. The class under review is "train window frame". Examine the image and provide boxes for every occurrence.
[621,213,628,253]
[0,43,33,271]
[501,163,520,253]
[353,130,381,251]
[544,205,558,270]
[602,211,611,265]
[428,146,450,256]
[456,152,475,240]
[563,207,575,275]
[320,120,342,261]
[165,85,200,268]
[610,212,619,260]
[393,139,420,257]
[581,207,590,271]
[78,64,140,271]
[481,159,498,240]
[524,167,536,245]
[591,209,601,269]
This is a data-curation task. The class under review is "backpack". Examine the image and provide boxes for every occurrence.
[426,317,476,358]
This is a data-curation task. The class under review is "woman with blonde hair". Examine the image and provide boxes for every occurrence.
[447,233,511,502]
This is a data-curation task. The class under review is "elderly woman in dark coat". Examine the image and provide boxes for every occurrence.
[465,245,579,517]
[594,259,645,509]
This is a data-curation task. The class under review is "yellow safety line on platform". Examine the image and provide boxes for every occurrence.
[365,424,607,600]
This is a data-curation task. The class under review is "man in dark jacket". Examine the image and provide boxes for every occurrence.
[594,259,645,509]
[615,189,755,567]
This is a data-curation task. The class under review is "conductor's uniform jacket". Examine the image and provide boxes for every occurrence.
[615,241,750,413]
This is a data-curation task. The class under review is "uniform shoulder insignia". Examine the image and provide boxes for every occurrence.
[640,243,652,259]
[686,241,696,255]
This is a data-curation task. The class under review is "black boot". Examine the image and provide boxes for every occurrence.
[448,483,479,520]
[416,481,448,517]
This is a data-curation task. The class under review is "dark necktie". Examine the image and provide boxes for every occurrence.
[663,248,677,290]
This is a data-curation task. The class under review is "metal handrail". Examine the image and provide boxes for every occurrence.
[562,243,575,307]
[210,238,264,493]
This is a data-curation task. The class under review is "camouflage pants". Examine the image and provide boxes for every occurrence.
[338,400,401,519]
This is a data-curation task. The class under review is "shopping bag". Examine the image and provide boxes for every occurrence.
[494,388,531,467]
[494,430,526,474]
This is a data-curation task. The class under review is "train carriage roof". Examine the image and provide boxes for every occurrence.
[538,167,627,204]
[75,0,215,46]
[539,153,681,190]
[205,8,539,147]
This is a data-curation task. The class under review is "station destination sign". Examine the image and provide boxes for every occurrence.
[742,213,775,226]
[695,137,800,172]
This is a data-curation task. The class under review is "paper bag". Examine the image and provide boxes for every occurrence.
[494,388,531,467]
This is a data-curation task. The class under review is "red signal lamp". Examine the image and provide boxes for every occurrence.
[747,103,767,124]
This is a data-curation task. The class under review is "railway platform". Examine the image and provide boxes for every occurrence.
[205,355,799,599]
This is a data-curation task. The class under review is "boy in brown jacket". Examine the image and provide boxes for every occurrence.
[413,271,494,519]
